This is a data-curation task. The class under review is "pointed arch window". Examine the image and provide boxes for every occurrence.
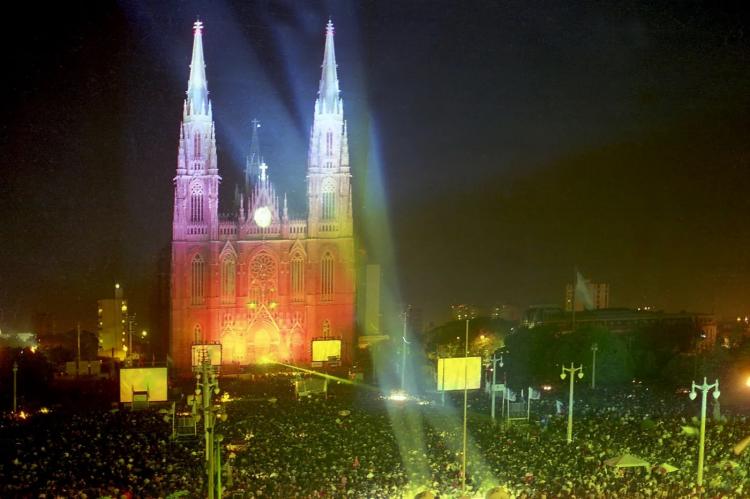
[193,324,203,343]
[194,132,201,159]
[191,254,205,305]
[321,252,334,300]
[221,254,236,304]
[321,178,336,220]
[190,183,204,223]
[290,253,305,302]
[326,131,333,156]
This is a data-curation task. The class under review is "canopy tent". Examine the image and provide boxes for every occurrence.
[604,454,650,468]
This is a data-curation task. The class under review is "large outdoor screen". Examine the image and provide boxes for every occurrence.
[191,344,222,366]
[312,339,342,362]
[437,357,482,391]
[119,367,168,402]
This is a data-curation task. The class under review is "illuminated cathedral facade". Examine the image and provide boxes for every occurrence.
[170,21,355,370]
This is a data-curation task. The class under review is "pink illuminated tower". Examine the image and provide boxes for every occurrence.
[170,20,355,371]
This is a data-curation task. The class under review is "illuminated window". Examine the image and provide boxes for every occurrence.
[190,183,204,223]
[290,253,304,302]
[221,255,236,304]
[326,131,333,156]
[194,132,201,159]
[191,254,205,305]
[321,178,336,220]
[321,252,334,300]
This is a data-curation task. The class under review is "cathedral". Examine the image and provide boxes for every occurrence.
[170,20,355,371]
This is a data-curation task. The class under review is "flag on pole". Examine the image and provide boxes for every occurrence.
[505,388,517,402]
[555,400,564,414]
[528,387,541,400]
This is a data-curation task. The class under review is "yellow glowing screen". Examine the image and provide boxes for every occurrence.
[119,367,168,402]
[191,344,222,366]
[437,357,482,391]
[312,339,342,362]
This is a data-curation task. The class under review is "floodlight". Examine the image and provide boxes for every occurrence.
[689,391,697,400]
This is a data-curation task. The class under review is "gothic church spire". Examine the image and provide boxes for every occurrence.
[186,20,210,117]
[317,19,341,114]
[245,119,262,191]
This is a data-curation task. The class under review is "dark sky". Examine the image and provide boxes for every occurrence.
[1,0,748,332]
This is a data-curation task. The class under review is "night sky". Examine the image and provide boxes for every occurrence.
[1,1,748,333]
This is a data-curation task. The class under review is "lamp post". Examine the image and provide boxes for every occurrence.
[560,362,583,443]
[689,377,720,487]
[591,343,598,390]
[490,352,504,421]
[400,306,411,392]
[12,361,18,413]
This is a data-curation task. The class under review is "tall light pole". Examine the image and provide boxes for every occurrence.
[590,343,598,389]
[461,318,469,496]
[400,306,411,392]
[560,362,583,443]
[689,377,720,486]
[490,352,504,421]
[195,349,226,499]
[12,361,18,413]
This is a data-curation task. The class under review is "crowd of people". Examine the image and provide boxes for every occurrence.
[1,375,749,498]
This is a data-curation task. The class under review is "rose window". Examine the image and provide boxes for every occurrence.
[251,254,276,281]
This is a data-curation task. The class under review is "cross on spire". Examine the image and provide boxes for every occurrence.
[193,19,203,34]
[259,161,268,182]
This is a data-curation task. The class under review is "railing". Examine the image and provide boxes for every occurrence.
[319,222,339,233]
[245,224,281,237]
[288,221,307,235]
[186,225,208,235]
[219,222,237,236]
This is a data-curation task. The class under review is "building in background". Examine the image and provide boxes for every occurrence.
[491,304,520,321]
[522,305,716,349]
[451,304,479,321]
[170,21,355,370]
[98,283,127,359]
[565,279,610,311]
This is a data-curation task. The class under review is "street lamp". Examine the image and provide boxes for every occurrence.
[560,363,584,443]
[591,343,598,389]
[490,351,504,421]
[689,377,720,486]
